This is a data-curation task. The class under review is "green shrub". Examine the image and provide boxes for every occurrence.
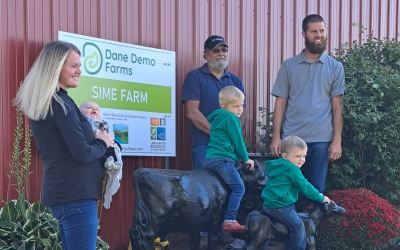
[328,35,400,206]
[316,188,400,249]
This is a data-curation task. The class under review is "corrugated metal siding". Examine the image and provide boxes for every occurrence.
[1,0,399,249]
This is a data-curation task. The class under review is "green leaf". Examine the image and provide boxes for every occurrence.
[53,242,63,250]
[40,238,51,246]
[14,241,25,250]
[30,201,47,214]
[0,238,9,247]
[0,219,13,229]
[0,227,12,237]
[0,201,19,223]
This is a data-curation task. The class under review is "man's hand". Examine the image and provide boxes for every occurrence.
[270,137,281,157]
[328,140,342,161]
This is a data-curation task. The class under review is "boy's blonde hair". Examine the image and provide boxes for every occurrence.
[219,86,244,107]
[14,41,81,120]
[281,136,307,154]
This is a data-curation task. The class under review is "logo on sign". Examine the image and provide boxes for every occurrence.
[83,42,103,75]
[157,127,166,140]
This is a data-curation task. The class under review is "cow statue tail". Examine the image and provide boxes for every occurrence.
[129,169,152,250]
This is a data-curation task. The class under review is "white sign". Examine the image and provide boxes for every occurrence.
[58,31,176,156]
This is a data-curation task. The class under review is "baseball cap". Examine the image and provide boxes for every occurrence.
[204,35,228,50]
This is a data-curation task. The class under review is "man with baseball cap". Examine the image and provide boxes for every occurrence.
[182,35,247,170]
[203,35,228,50]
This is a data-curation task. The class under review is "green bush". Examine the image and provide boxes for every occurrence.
[316,188,400,249]
[327,36,400,206]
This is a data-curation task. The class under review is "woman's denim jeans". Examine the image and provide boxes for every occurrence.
[263,204,306,250]
[204,157,245,221]
[50,200,98,250]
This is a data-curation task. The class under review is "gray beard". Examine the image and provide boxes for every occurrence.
[208,58,228,70]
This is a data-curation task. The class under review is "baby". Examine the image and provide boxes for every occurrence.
[79,101,123,209]
[79,101,122,172]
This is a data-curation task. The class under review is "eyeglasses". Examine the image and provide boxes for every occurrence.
[207,48,228,54]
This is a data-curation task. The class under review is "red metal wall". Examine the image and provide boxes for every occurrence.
[1,0,399,249]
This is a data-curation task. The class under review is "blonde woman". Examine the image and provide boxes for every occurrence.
[14,41,113,250]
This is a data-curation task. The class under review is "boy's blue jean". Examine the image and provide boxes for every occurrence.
[263,204,306,250]
[203,157,245,221]
[50,200,98,250]
[192,144,208,170]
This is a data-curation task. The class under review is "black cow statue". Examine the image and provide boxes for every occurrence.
[245,200,345,250]
[129,161,267,250]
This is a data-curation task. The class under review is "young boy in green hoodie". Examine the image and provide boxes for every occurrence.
[203,86,254,232]
[261,135,330,250]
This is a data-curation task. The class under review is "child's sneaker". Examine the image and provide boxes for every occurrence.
[222,221,245,232]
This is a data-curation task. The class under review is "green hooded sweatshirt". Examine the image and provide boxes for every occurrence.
[205,109,249,162]
[261,158,324,208]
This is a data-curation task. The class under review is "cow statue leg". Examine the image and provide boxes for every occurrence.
[206,227,220,250]
[187,223,220,249]
[306,236,315,250]
[130,201,156,250]
[188,231,201,250]
[245,211,270,250]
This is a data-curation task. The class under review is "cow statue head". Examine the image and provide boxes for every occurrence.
[237,160,267,194]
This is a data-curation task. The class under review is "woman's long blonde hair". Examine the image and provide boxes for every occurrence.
[14,41,81,120]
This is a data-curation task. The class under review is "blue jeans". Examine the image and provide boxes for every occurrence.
[204,157,245,221]
[192,144,208,170]
[49,200,98,250]
[298,142,330,210]
[263,204,306,250]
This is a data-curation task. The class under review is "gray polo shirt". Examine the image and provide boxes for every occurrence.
[271,51,345,143]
